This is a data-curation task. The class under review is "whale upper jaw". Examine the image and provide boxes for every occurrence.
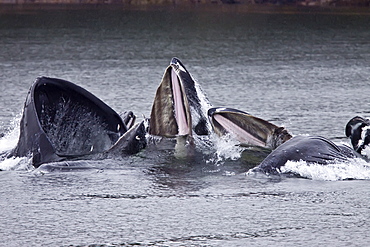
[208,107,292,149]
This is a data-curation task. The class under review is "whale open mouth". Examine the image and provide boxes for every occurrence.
[10,76,133,167]
[32,78,128,156]
[208,107,291,149]
[149,58,192,138]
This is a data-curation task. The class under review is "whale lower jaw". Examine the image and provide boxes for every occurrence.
[208,107,292,149]
[212,113,266,147]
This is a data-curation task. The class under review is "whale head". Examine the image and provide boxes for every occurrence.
[208,107,292,149]
[149,57,211,138]
[345,116,370,154]
[10,77,144,167]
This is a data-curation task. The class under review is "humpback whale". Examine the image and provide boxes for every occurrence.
[208,107,292,149]
[345,116,370,155]
[207,107,292,169]
[8,76,146,167]
[148,58,212,158]
[207,107,366,175]
[149,57,211,138]
[252,135,360,176]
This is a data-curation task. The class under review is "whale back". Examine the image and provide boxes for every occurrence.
[255,135,358,175]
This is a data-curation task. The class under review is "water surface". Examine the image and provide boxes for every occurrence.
[0,9,369,246]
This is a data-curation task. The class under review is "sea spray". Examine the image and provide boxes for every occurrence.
[0,113,21,153]
[280,158,370,181]
[0,156,32,171]
[360,144,370,159]
[0,113,34,171]
[205,133,244,166]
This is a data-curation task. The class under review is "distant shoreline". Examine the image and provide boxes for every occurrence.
[0,2,369,15]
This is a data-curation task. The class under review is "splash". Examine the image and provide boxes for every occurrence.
[280,158,370,181]
[0,156,32,171]
[0,113,21,154]
[205,133,244,165]
[0,114,33,171]
[360,145,370,159]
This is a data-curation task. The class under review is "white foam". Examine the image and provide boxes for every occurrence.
[280,158,370,181]
[0,156,32,171]
[0,113,33,171]
[361,145,370,159]
[0,114,21,153]
[205,133,244,165]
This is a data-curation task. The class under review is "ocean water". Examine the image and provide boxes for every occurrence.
[0,8,369,246]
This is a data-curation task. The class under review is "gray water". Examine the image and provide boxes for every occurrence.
[0,8,370,246]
